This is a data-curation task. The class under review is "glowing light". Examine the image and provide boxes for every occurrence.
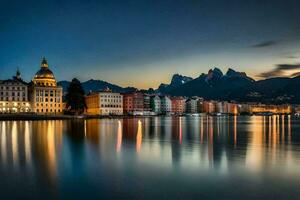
[1,122,7,165]
[136,120,142,153]
[179,117,182,144]
[12,121,19,167]
[24,121,32,165]
[116,120,122,152]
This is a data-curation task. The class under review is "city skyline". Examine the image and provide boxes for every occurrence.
[1,0,300,89]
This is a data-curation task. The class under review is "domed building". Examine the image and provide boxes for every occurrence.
[30,58,63,114]
[32,58,57,87]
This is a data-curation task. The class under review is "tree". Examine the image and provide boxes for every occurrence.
[66,78,86,114]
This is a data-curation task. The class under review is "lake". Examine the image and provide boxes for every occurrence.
[0,116,300,199]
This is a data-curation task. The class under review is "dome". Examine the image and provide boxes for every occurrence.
[32,57,57,86]
[34,68,55,79]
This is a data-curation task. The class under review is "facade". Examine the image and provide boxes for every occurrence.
[227,102,239,114]
[160,96,172,114]
[171,96,186,114]
[186,98,198,113]
[143,94,151,114]
[249,104,291,114]
[150,95,161,114]
[85,90,123,115]
[0,70,31,113]
[29,58,63,114]
[203,100,216,114]
[122,92,144,115]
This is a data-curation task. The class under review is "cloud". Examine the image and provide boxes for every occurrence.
[258,63,300,78]
[250,40,278,48]
[291,71,300,77]
[285,55,298,59]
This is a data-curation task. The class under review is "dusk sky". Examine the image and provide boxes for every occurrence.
[1,0,300,89]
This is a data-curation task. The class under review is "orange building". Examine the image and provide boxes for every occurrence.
[122,92,144,114]
[171,97,186,114]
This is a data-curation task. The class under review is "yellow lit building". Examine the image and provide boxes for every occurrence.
[85,90,123,115]
[29,58,63,114]
[250,104,291,114]
[0,70,31,113]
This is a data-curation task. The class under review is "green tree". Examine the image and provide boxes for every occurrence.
[66,78,86,114]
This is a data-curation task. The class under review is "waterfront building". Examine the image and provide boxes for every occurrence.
[215,101,227,113]
[186,97,199,113]
[29,58,63,114]
[239,103,252,114]
[150,95,161,114]
[227,102,239,114]
[249,104,291,114]
[197,98,204,113]
[203,100,216,114]
[0,70,31,113]
[143,94,152,115]
[85,89,123,115]
[171,96,186,114]
[160,96,172,114]
[122,92,144,115]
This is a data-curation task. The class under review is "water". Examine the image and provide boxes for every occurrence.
[0,116,300,199]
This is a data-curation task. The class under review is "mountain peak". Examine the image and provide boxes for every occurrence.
[225,68,254,81]
[206,67,223,83]
[170,74,193,85]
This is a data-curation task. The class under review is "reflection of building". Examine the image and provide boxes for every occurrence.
[0,70,31,113]
[150,95,161,114]
[160,96,172,114]
[122,92,144,115]
[85,90,123,115]
[171,97,186,114]
[29,58,63,114]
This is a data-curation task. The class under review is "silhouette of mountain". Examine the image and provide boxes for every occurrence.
[58,68,300,103]
[58,79,137,95]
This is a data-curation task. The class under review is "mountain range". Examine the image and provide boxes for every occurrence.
[58,68,300,104]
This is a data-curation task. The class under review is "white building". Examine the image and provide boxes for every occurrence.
[0,70,31,113]
[150,95,161,114]
[160,96,172,114]
[85,90,123,115]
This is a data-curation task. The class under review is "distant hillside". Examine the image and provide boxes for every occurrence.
[58,67,300,104]
[58,79,137,95]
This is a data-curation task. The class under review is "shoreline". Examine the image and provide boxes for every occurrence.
[0,113,295,121]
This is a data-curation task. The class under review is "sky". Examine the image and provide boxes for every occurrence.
[1,0,300,89]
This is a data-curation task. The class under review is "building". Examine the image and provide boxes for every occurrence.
[150,95,161,114]
[143,94,151,114]
[29,58,63,114]
[122,92,144,115]
[160,96,172,114]
[249,104,291,114]
[215,101,227,113]
[171,96,186,114]
[227,102,239,114]
[85,90,123,115]
[0,70,31,113]
[185,97,199,113]
[203,100,216,114]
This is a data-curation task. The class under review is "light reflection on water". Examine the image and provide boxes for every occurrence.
[0,116,300,199]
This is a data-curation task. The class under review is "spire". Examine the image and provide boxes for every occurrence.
[16,67,21,78]
[15,67,21,79]
[41,57,48,68]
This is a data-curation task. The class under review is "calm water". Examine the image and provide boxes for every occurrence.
[0,116,300,199]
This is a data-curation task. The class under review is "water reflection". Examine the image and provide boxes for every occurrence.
[0,116,300,199]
